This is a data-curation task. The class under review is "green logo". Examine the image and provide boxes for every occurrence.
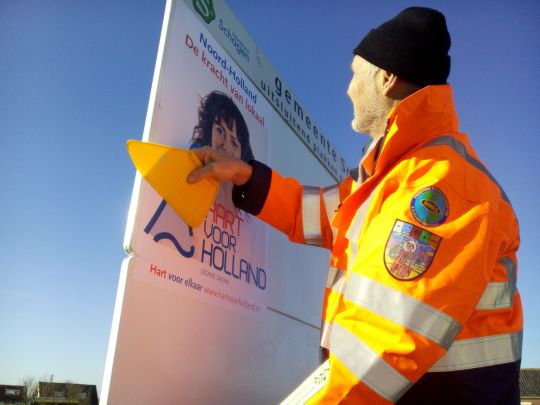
[193,0,216,24]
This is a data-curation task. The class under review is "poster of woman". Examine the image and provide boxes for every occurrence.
[128,5,270,319]
[103,3,325,403]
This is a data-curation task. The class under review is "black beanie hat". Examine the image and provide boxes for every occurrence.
[353,7,451,87]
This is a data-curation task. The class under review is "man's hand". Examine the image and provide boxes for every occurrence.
[187,146,253,186]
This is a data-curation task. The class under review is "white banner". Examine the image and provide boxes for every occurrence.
[102,1,337,403]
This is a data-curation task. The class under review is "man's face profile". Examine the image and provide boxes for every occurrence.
[347,56,383,137]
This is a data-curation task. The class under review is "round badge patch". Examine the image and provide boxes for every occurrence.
[410,186,448,227]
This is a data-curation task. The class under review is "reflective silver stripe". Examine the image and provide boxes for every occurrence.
[331,323,413,402]
[302,186,323,245]
[476,257,517,310]
[346,192,375,266]
[476,283,513,309]
[279,360,330,404]
[322,184,340,226]
[320,321,331,350]
[429,331,522,372]
[326,266,338,288]
[326,266,346,291]
[344,273,461,350]
[421,135,511,204]
[321,267,347,349]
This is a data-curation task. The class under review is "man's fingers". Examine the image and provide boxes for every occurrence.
[187,147,250,185]
[188,147,220,183]
[190,146,214,164]
[187,163,214,183]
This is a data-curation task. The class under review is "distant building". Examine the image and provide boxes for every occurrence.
[3,371,538,404]
[35,382,98,405]
[521,368,540,405]
[0,385,25,405]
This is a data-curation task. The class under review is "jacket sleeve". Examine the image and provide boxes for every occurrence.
[233,160,353,249]
[308,170,509,404]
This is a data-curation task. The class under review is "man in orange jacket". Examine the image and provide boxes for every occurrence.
[188,7,522,404]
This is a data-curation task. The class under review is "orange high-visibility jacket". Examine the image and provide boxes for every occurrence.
[233,85,522,404]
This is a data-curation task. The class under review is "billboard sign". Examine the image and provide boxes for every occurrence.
[102,1,342,403]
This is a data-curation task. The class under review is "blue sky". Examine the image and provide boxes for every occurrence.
[1,0,538,391]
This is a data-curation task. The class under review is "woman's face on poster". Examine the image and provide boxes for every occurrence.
[211,117,242,159]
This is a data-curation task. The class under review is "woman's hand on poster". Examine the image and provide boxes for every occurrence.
[187,146,253,186]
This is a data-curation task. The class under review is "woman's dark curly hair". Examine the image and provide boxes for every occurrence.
[191,91,254,162]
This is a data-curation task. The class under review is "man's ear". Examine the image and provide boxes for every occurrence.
[381,70,400,98]
[381,70,421,100]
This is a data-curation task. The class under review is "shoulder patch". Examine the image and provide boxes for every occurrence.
[410,186,449,227]
[384,220,442,281]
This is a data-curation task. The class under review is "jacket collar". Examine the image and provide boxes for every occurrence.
[335,85,460,231]
[363,84,459,177]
